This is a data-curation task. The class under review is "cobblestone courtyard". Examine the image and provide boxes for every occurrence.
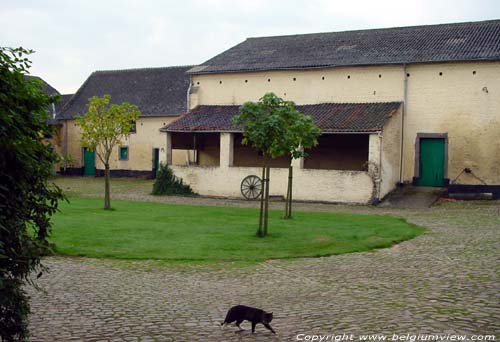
[28,200,500,341]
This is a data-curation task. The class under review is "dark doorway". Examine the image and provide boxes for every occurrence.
[152,148,160,178]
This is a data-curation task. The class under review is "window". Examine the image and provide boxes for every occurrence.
[129,121,137,133]
[119,146,129,160]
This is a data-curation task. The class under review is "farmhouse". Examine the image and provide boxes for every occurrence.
[24,75,73,171]
[58,66,192,177]
[161,20,500,203]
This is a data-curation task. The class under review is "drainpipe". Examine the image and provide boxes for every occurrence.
[186,75,192,111]
[185,76,193,164]
[51,103,56,119]
[399,64,408,184]
[377,131,383,200]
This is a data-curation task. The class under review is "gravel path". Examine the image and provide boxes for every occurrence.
[27,199,500,341]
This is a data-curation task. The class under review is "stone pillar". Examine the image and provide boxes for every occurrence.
[368,133,382,201]
[165,132,172,165]
[220,133,233,168]
[368,133,381,170]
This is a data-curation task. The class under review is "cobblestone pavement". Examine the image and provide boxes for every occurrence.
[27,200,500,341]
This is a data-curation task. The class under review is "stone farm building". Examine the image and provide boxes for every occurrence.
[159,20,500,203]
[25,75,73,171]
[58,66,192,177]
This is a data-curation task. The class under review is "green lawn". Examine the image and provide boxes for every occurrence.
[50,197,425,262]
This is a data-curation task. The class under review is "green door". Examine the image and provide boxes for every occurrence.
[152,148,160,178]
[419,138,445,187]
[83,148,95,176]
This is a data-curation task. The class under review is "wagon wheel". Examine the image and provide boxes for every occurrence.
[241,175,263,200]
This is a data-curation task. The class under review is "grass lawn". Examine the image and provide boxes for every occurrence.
[50,197,425,262]
[51,176,153,197]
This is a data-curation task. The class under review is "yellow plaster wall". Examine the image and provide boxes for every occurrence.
[63,116,185,171]
[191,65,404,107]
[64,120,84,168]
[198,147,220,166]
[170,133,374,203]
[46,125,64,171]
[171,165,373,203]
[192,61,500,185]
[380,108,402,198]
[404,62,500,184]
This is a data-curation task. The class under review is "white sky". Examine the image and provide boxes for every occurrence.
[1,0,499,94]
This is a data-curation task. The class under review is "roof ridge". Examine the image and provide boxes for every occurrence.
[191,19,500,74]
[58,72,95,119]
[58,65,192,120]
[197,101,403,106]
[93,65,195,74]
[246,19,500,40]
[24,74,61,95]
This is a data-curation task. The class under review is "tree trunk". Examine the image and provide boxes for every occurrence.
[284,166,289,219]
[257,162,266,237]
[263,165,270,236]
[289,165,293,218]
[104,163,111,210]
[284,165,293,219]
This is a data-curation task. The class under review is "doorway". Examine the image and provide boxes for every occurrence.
[418,138,445,187]
[83,147,95,176]
[152,148,160,178]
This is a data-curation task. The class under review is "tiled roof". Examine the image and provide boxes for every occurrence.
[189,20,500,74]
[25,75,60,96]
[24,75,64,124]
[161,102,401,133]
[55,94,73,113]
[59,66,193,120]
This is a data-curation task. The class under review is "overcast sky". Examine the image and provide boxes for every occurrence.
[2,0,499,94]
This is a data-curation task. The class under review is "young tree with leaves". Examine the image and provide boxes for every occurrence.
[76,95,140,210]
[234,93,312,236]
[282,112,321,219]
[0,47,65,341]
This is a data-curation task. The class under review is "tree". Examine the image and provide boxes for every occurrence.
[0,47,65,341]
[234,93,312,236]
[282,109,321,219]
[76,95,140,210]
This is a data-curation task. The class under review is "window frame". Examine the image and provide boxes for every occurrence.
[118,146,129,161]
[129,121,137,134]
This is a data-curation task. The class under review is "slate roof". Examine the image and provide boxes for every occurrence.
[55,94,73,113]
[24,75,65,124]
[189,20,500,74]
[59,66,193,120]
[161,102,402,133]
[25,75,60,96]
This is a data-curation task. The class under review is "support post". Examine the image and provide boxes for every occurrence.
[165,132,172,165]
[368,133,382,203]
[220,133,233,168]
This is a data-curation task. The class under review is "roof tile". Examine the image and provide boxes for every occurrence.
[162,102,402,133]
[189,20,500,74]
[59,66,192,119]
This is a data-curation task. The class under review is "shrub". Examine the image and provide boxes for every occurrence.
[1,47,65,341]
[152,163,196,196]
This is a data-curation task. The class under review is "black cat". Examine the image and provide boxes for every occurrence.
[221,305,276,334]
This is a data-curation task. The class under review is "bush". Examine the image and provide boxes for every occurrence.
[1,47,65,341]
[152,163,196,196]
